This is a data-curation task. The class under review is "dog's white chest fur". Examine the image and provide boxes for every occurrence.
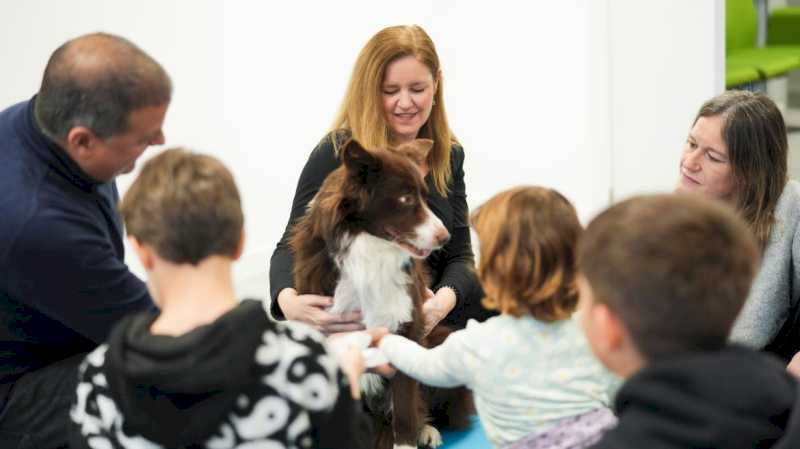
[330,232,414,332]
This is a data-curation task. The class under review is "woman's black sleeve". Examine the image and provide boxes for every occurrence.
[433,146,489,328]
[269,137,340,320]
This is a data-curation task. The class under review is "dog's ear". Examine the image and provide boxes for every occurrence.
[342,138,382,185]
[395,138,434,166]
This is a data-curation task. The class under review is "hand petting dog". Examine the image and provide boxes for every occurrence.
[277,288,364,334]
[421,287,457,338]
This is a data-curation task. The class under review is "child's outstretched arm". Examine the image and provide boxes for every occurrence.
[369,326,476,388]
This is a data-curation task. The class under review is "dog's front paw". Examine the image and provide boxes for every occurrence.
[418,424,443,448]
[393,445,416,449]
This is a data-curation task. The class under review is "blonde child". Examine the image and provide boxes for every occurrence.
[371,186,620,448]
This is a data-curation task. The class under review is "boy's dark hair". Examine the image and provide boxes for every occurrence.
[120,148,243,265]
[471,186,581,321]
[578,193,760,360]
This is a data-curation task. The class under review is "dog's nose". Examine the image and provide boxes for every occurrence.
[435,227,451,246]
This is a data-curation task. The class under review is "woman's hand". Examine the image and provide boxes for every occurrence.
[421,287,456,338]
[277,288,364,335]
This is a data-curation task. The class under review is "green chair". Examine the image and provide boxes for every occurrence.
[768,7,800,46]
[726,0,800,88]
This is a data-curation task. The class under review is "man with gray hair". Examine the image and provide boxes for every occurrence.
[0,32,170,447]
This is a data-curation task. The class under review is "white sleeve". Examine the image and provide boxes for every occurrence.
[378,327,476,388]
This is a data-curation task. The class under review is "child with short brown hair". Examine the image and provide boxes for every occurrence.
[578,193,800,448]
[371,186,620,448]
[69,148,371,449]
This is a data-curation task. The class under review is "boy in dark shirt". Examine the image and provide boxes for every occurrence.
[577,194,800,448]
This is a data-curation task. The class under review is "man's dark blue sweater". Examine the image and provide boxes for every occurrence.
[0,98,155,385]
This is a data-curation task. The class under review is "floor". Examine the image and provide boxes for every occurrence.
[440,415,491,449]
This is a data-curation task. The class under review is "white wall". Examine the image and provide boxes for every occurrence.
[0,1,723,300]
[606,0,726,201]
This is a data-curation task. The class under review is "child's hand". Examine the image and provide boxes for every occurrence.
[339,345,365,400]
[366,327,390,345]
[366,327,396,378]
[326,332,367,400]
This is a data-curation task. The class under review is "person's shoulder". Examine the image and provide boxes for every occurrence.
[0,110,46,228]
[23,192,104,238]
[443,142,465,181]
[448,141,465,160]
[449,141,464,152]
[780,180,800,206]
[774,181,800,236]
[307,130,350,167]
[0,99,31,126]
[317,130,351,154]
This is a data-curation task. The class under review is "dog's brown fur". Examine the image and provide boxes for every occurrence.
[291,138,444,448]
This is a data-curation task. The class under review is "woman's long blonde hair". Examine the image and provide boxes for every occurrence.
[331,25,455,195]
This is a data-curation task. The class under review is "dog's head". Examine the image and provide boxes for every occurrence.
[332,138,450,258]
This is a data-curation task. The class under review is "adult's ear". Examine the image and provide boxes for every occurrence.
[341,138,382,185]
[64,126,98,161]
[395,139,433,166]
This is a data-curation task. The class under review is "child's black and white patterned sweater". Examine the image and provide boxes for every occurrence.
[68,299,371,449]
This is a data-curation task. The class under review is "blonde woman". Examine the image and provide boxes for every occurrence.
[269,25,486,335]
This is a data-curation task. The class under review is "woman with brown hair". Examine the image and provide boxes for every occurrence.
[269,25,485,335]
[675,90,800,361]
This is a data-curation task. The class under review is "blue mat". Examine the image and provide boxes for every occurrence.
[440,415,492,448]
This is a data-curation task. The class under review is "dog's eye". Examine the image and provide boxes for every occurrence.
[398,194,416,206]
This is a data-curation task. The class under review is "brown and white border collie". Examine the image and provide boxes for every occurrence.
[290,138,450,449]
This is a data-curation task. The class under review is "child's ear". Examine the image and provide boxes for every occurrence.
[233,227,246,261]
[595,304,625,352]
[128,236,155,270]
[591,303,644,377]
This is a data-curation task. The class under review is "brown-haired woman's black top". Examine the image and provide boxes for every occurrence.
[269,133,487,328]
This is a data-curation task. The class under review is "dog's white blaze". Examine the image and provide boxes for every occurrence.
[332,233,413,332]
[408,206,447,251]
